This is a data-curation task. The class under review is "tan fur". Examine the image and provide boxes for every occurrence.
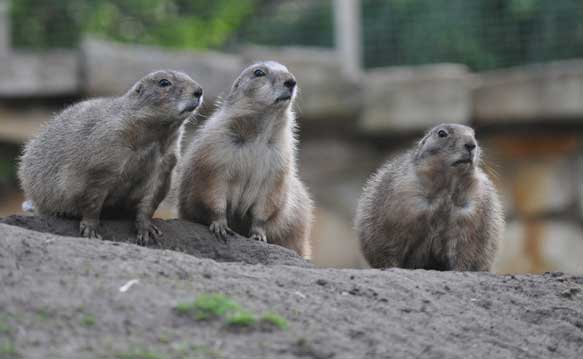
[355,124,504,271]
[177,61,313,257]
[18,70,203,243]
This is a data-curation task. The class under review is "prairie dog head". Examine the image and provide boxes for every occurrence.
[226,61,297,112]
[414,124,480,175]
[128,70,203,123]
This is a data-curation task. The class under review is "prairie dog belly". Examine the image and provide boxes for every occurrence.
[226,143,281,216]
[104,146,159,209]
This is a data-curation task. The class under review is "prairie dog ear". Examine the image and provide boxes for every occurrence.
[134,83,143,95]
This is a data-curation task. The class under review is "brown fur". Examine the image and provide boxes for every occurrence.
[355,124,504,271]
[177,61,313,257]
[18,70,203,243]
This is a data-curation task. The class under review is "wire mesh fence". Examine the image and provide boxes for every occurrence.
[7,0,583,71]
[361,0,583,70]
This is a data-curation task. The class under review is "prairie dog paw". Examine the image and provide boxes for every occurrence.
[209,220,233,241]
[136,221,162,246]
[250,228,267,243]
[80,221,102,239]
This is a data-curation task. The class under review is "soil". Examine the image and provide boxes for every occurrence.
[1,216,583,359]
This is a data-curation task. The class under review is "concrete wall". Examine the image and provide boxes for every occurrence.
[0,51,81,97]
[474,61,583,123]
[82,38,241,102]
[3,38,583,129]
[0,0,8,55]
[0,0,81,97]
[360,64,472,133]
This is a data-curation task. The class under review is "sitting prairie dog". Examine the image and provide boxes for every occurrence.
[178,61,313,257]
[355,124,504,271]
[18,70,203,243]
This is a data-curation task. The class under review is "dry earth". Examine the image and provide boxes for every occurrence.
[1,215,582,359]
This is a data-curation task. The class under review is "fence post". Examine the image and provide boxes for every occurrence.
[0,0,9,55]
[333,0,362,79]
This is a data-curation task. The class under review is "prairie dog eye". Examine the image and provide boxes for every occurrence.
[437,130,448,138]
[159,79,172,87]
[253,69,266,77]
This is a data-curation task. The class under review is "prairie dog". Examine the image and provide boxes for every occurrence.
[18,70,203,243]
[355,124,504,271]
[178,61,313,257]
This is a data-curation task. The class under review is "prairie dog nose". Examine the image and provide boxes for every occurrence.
[465,142,477,152]
[284,79,296,90]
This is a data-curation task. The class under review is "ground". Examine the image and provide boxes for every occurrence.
[0,216,582,359]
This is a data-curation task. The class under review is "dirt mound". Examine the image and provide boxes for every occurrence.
[0,215,310,267]
[1,219,582,358]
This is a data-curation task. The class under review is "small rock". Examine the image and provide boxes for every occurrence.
[295,291,307,299]
[560,288,581,299]
[316,279,328,286]
[348,287,360,295]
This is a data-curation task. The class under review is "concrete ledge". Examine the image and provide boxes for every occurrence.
[0,106,54,143]
[82,38,243,102]
[0,51,81,97]
[359,64,472,134]
[473,60,583,123]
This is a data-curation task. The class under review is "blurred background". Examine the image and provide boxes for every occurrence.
[0,0,581,274]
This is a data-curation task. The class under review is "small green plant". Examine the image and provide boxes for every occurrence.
[0,319,12,335]
[174,293,288,331]
[80,314,96,327]
[191,345,223,359]
[35,308,52,321]
[0,340,19,359]
[157,335,170,345]
[115,348,163,359]
[260,312,288,330]
[175,294,239,320]
[225,309,257,327]
[173,344,223,359]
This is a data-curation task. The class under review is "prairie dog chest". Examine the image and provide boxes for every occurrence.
[421,193,478,249]
[225,141,285,211]
[227,141,283,180]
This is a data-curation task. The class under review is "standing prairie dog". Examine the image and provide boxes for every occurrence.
[18,70,203,243]
[178,61,313,257]
[355,124,504,271]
